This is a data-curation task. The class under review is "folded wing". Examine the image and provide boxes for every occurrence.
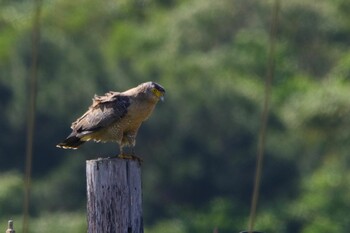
[57,92,131,149]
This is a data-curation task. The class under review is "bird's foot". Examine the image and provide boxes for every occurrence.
[117,154,143,164]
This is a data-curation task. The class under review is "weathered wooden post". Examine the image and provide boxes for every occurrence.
[86,158,143,233]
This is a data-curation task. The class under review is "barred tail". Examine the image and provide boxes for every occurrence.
[56,134,85,149]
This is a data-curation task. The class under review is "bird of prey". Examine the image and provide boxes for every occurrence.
[57,81,165,159]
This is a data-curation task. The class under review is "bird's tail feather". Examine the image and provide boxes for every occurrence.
[56,135,85,149]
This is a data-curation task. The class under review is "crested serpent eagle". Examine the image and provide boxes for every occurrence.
[57,81,165,159]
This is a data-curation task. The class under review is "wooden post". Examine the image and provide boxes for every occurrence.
[6,220,15,233]
[86,158,143,233]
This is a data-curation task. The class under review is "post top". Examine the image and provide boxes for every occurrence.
[86,157,142,165]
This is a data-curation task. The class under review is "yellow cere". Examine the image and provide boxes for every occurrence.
[152,88,163,98]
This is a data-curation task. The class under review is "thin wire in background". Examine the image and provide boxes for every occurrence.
[247,0,280,232]
[23,0,42,232]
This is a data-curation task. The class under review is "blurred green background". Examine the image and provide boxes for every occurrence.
[1,0,350,232]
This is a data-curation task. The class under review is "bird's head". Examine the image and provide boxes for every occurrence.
[141,81,166,102]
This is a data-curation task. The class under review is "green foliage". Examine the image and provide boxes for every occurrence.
[1,0,350,232]
[32,156,87,212]
[0,172,23,218]
[29,212,86,233]
[145,219,186,233]
[0,212,86,233]
[292,155,350,233]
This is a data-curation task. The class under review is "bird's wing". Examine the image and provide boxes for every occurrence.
[71,92,131,135]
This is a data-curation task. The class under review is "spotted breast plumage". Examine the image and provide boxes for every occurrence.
[57,81,165,158]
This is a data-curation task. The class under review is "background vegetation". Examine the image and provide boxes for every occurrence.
[1,0,350,232]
